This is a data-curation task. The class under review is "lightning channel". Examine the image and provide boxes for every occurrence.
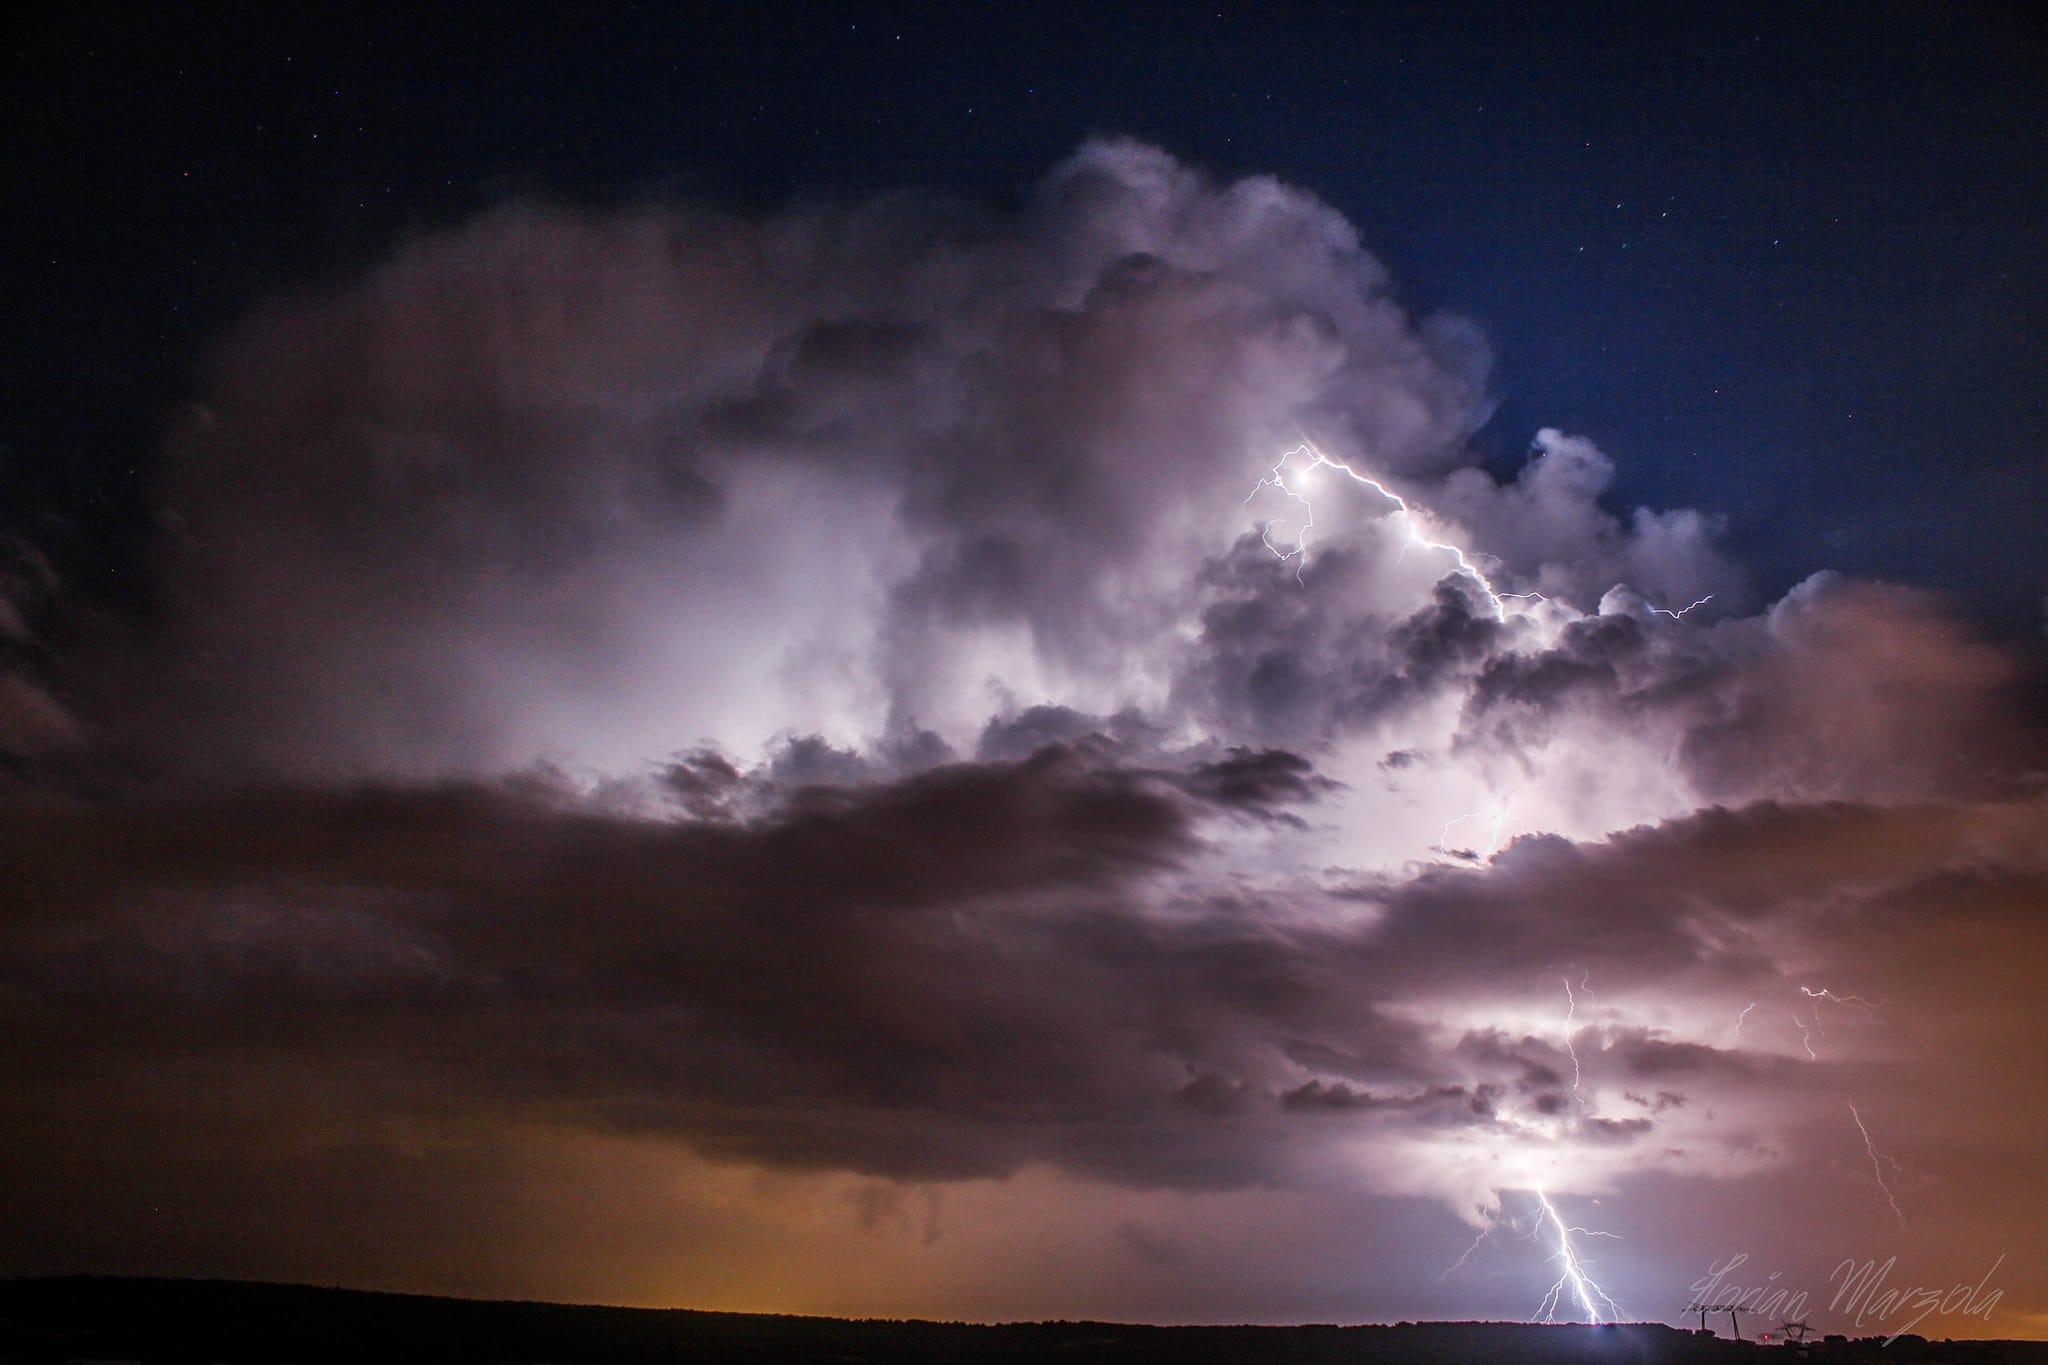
[1648,595,1715,620]
[1248,440,1715,624]
[1731,1001,1757,1045]
[1532,1188,1625,1324]
[1801,986,1882,1017]
[1247,442,1530,619]
[1560,976,1585,1105]
[1438,804,1510,861]
[1437,1222,1495,1281]
[1438,810,1481,857]
[1792,1010,1817,1061]
[1848,1103,1908,1229]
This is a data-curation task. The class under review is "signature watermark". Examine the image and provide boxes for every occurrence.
[1688,1251,2004,1344]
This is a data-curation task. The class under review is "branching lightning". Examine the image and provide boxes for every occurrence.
[1533,1188,1625,1324]
[1801,986,1882,1018]
[1437,1222,1495,1282]
[1438,805,1510,860]
[1792,986,1882,1058]
[1240,438,1744,1323]
[1248,440,1716,624]
[1247,442,1531,619]
[1849,1103,1908,1229]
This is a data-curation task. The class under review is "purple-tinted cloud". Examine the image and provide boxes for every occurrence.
[3,140,2044,1325]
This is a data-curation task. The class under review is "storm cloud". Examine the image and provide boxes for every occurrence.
[6,141,2045,1323]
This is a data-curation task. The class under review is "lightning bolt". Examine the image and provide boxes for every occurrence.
[1438,804,1510,861]
[1647,595,1715,620]
[1848,1103,1907,1229]
[1437,1221,1495,1281]
[1246,442,1532,618]
[1560,976,1585,1105]
[1532,1188,1625,1324]
[1800,986,1882,1018]
[1438,811,1481,857]
[1248,440,1713,624]
[1791,986,1883,1058]
[1792,1010,1817,1061]
[1731,1002,1757,1044]
[1243,438,1723,1321]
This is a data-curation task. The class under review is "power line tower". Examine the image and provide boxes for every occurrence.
[1683,1302,1744,1340]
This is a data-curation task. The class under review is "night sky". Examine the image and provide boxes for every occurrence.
[4,0,2046,1337]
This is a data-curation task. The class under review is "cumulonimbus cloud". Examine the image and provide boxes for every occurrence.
[4,139,2044,1315]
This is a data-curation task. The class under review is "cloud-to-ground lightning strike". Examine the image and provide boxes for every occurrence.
[1849,1103,1908,1228]
[1246,440,1727,1313]
[1533,1188,1625,1324]
[1247,442,1529,617]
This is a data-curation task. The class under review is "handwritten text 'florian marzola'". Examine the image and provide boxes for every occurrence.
[1833,1255,2003,1342]
[1689,1253,2003,1341]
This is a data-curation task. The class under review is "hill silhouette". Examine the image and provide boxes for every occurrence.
[3,1277,2042,1364]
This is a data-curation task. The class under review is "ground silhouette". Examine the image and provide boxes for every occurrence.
[3,1277,2042,1364]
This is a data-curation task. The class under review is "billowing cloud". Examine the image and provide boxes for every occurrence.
[4,764,2045,1315]
[5,141,2045,1326]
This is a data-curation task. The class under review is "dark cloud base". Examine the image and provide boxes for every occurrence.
[6,757,2044,1185]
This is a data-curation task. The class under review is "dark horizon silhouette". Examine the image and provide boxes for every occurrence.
[6,1275,2041,1365]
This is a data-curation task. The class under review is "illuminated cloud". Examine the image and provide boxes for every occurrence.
[4,141,2044,1324]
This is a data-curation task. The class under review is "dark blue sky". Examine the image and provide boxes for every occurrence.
[8,1,2044,630]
